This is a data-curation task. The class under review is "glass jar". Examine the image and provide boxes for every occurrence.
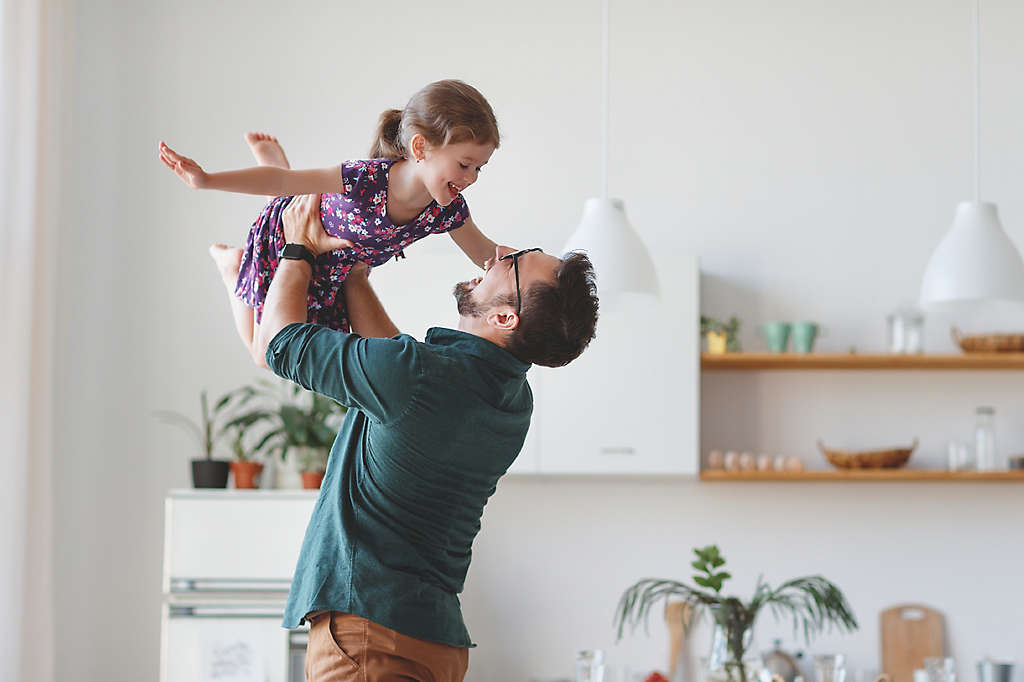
[975,407,997,471]
[886,307,925,354]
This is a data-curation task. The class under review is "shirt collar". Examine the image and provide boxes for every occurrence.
[425,327,531,375]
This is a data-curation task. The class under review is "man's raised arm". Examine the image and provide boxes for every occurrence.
[344,262,400,339]
[255,194,351,363]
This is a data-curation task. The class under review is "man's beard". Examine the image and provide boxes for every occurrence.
[453,281,486,317]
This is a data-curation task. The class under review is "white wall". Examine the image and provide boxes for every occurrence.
[51,0,1024,681]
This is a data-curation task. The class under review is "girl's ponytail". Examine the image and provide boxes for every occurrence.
[369,108,405,159]
[369,81,499,161]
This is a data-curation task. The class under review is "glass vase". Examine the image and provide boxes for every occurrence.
[703,623,762,682]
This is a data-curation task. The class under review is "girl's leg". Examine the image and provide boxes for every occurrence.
[245,132,291,197]
[240,133,291,365]
[208,243,264,365]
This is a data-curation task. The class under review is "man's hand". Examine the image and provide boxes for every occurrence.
[281,194,353,255]
[159,141,209,189]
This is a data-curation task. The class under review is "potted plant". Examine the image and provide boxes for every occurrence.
[701,316,741,354]
[614,545,857,682]
[230,379,346,489]
[222,416,265,489]
[297,447,329,489]
[156,389,239,488]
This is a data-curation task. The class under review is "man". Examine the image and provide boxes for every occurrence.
[256,193,599,681]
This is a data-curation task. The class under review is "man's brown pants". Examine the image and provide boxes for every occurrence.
[304,611,469,682]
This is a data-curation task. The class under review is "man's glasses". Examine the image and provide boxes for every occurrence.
[498,248,543,315]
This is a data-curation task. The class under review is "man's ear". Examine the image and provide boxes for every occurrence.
[486,307,519,333]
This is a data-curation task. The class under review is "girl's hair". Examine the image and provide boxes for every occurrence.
[369,80,500,160]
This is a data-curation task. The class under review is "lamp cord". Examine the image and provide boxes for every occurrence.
[974,0,980,202]
[601,0,609,200]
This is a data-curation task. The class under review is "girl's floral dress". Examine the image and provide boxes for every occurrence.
[236,158,469,332]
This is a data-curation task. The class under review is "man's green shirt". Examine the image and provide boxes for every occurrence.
[268,323,532,648]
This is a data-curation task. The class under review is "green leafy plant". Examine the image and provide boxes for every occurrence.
[700,315,742,352]
[614,545,857,682]
[226,379,346,462]
[156,389,249,460]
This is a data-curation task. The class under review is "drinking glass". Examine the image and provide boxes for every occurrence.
[576,649,605,682]
[814,655,847,682]
[924,657,956,682]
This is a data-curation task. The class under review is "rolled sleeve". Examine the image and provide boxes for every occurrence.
[266,322,418,423]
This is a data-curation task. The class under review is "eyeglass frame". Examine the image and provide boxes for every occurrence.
[497,247,544,316]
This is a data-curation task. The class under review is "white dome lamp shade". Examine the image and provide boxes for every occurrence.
[564,198,659,296]
[920,0,1024,305]
[920,201,1024,303]
[562,0,659,298]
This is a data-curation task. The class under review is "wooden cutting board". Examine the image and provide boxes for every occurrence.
[881,604,945,682]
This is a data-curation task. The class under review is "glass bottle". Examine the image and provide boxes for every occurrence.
[974,407,997,471]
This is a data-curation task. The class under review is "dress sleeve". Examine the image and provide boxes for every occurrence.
[437,194,471,233]
[265,322,418,424]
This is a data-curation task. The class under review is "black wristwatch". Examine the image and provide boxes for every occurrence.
[280,243,315,268]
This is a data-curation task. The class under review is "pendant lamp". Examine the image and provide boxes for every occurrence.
[920,0,1024,304]
[562,0,659,297]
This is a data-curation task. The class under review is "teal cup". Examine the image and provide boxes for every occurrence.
[762,322,791,353]
[791,321,820,354]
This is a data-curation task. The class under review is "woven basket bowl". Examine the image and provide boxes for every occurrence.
[817,438,918,469]
[952,327,1024,353]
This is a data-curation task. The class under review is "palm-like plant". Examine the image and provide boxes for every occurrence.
[155,389,243,460]
[614,546,857,682]
[225,379,346,461]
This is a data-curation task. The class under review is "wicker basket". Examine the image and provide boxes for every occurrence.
[952,327,1024,353]
[817,439,917,469]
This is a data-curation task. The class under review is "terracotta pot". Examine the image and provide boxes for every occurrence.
[301,471,326,489]
[230,460,264,489]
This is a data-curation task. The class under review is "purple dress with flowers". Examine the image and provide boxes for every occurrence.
[236,158,469,332]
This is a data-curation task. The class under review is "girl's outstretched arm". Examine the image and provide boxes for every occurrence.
[159,141,342,196]
[449,217,497,269]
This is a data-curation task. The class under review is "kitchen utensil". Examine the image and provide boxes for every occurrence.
[665,601,694,681]
[952,328,1024,353]
[762,639,801,682]
[880,605,945,682]
[819,440,918,469]
[977,660,1014,682]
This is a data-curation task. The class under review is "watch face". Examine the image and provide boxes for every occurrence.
[282,243,314,265]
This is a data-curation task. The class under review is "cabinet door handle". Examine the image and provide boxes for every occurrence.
[599,447,636,456]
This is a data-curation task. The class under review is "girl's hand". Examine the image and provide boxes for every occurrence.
[159,141,209,189]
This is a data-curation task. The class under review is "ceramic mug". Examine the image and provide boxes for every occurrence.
[762,322,791,353]
[791,321,825,353]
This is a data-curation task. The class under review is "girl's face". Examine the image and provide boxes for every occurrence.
[417,139,495,207]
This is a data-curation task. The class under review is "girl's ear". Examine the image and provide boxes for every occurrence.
[409,133,427,162]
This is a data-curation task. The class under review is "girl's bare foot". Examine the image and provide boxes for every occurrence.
[209,243,244,289]
[244,132,290,169]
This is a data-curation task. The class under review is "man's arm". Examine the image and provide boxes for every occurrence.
[344,262,400,338]
[255,194,352,361]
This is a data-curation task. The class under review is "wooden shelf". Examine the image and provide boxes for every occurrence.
[700,469,1024,482]
[701,352,1024,370]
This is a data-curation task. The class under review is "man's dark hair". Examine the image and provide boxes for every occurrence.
[505,252,599,367]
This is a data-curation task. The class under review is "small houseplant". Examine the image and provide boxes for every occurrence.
[156,389,244,488]
[229,379,346,489]
[614,545,857,682]
[701,316,741,353]
[222,411,267,489]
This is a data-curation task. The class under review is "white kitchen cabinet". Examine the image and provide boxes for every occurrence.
[523,254,700,474]
[359,239,700,475]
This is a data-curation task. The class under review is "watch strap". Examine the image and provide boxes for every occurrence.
[281,243,315,268]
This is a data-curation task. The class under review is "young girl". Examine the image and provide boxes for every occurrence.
[159,79,499,363]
